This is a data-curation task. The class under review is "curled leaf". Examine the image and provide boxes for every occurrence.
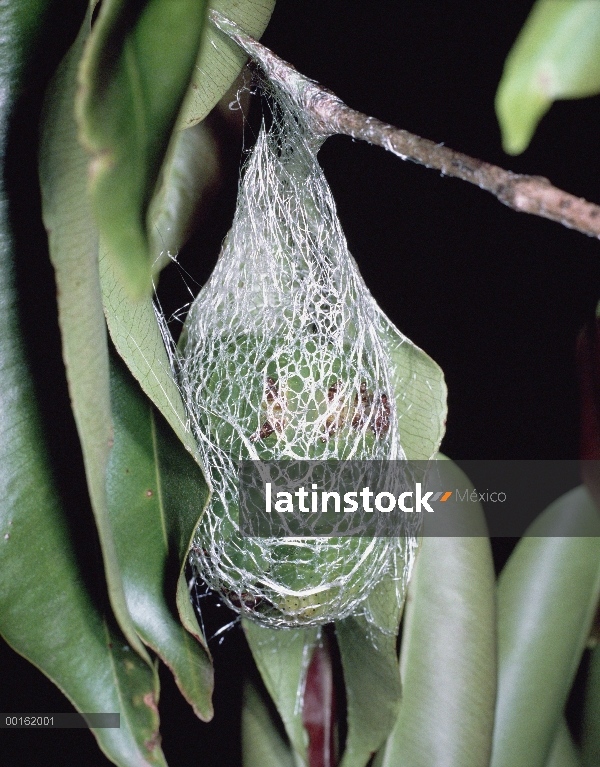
[77,0,210,298]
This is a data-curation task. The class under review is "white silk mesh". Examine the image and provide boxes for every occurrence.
[178,74,419,629]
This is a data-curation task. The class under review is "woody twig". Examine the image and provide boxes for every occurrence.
[212,10,600,240]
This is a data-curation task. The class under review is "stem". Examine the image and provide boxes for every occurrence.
[211,10,600,240]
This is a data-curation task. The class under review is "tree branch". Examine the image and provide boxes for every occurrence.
[211,10,600,240]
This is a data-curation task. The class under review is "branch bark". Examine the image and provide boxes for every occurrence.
[211,10,600,240]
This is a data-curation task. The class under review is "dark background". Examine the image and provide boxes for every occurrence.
[4,1,600,764]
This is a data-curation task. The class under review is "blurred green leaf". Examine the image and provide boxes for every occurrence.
[496,0,600,154]
[547,719,581,767]
[382,317,447,460]
[77,0,209,299]
[0,3,165,764]
[107,349,213,721]
[40,3,151,666]
[492,485,600,767]
[242,679,296,767]
[244,620,319,762]
[77,0,214,476]
[177,0,276,129]
[373,458,496,767]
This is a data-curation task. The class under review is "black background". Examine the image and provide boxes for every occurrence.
[3,1,600,764]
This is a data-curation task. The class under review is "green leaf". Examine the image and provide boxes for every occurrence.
[336,604,403,767]
[100,219,210,617]
[148,119,221,274]
[96,72,210,475]
[107,348,213,721]
[96,1,274,462]
[77,0,210,299]
[0,3,166,764]
[100,252,200,462]
[39,4,151,667]
[496,0,600,154]
[582,645,600,767]
[242,679,296,767]
[373,458,496,767]
[243,620,319,762]
[381,314,447,460]
[547,720,581,767]
[492,485,600,767]
[177,0,276,129]
[0,214,169,767]
[78,0,213,479]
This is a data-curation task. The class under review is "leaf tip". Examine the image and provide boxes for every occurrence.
[495,76,551,155]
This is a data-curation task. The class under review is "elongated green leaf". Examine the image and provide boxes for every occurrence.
[107,348,213,721]
[100,254,200,462]
[244,620,319,763]
[40,3,151,666]
[0,210,169,767]
[337,607,402,767]
[77,0,209,298]
[547,719,581,767]
[149,119,221,274]
[582,644,600,767]
[374,458,496,767]
[492,485,600,767]
[242,679,296,767]
[496,0,600,154]
[79,0,215,477]
[0,3,165,764]
[93,12,214,618]
[177,0,276,129]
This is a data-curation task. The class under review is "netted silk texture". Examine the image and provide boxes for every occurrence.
[179,76,419,629]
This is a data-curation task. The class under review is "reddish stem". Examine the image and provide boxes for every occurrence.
[303,638,337,767]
